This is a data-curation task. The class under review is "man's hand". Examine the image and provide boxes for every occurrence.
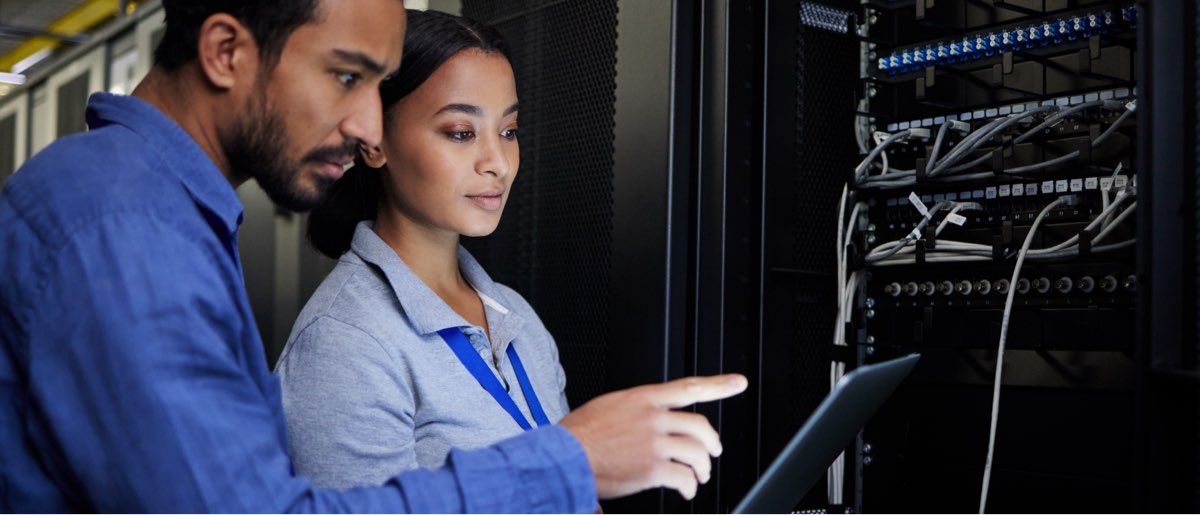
[559,374,748,500]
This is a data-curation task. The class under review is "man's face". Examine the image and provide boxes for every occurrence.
[222,0,406,212]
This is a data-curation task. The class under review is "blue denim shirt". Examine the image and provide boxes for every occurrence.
[0,93,596,513]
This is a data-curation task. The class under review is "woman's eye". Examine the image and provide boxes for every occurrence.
[501,128,520,140]
[447,131,475,142]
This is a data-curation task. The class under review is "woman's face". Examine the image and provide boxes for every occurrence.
[375,49,519,238]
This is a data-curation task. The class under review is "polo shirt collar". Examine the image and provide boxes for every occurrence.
[349,221,527,347]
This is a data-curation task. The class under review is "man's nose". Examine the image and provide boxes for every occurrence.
[340,89,384,149]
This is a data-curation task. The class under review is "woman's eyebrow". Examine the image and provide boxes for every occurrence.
[435,102,521,117]
[436,103,482,116]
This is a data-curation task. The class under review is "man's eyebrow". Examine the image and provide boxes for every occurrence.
[435,103,521,117]
[332,49,387,76]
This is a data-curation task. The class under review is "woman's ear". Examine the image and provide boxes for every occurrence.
[360,144,387,168]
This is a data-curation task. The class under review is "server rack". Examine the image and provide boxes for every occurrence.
[463,0,1196,512]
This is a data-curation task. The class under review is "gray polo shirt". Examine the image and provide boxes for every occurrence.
[275,221,570,489]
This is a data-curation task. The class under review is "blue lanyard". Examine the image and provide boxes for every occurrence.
[437,327,551,431]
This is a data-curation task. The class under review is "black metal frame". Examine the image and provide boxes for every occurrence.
[605,0,699,511]
[1136,0,1199,510]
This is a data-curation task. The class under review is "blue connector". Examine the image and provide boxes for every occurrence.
[1123,5,1138,27]
[1056,19,1074,42]
[873,4,1137,77]
[1000,30,1015,51]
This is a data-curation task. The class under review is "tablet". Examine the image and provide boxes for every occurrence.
[733,353,920,513]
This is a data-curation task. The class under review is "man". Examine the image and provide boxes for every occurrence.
[0,0,746,512]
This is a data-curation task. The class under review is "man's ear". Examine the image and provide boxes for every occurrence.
[360,144,388,168]
[195,13,259,90]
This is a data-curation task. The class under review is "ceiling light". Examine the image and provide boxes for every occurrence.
[0,72,26,85]
[11,48,53,75]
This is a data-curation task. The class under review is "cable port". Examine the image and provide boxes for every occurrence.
[884,282,902,297]
[1077,276,1095,293]
[1122,275,1137,292]
[1016,278,1031,295]
[920,281,937,296]
[1034,277,1052,294]
[995,279,1011,295]
[903,282,920,296]
[1099,275,1119,292]
[1055,277,1074,294]
[956,280,973,295]
[974,280,992,295]
[939,280,955,296]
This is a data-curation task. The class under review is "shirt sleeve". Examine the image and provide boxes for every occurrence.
[277,315,419,489]
[24,210,597,513]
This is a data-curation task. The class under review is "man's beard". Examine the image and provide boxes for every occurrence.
[222,88,357,213]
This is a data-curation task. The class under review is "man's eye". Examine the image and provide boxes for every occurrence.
[336,72,361,87]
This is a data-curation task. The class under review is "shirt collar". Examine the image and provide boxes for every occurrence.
[349,221,526,345]
[86,93,244,235]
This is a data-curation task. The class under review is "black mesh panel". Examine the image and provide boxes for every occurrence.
[757,2,861,508]
[0,114,14,185]
[56,73,89,138]
[460,0,618,407]
[789,0,858,437]
[1195,1,1200,499]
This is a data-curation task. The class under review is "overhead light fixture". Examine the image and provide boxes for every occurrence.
[11,48,53,74]
[0,72,26,85]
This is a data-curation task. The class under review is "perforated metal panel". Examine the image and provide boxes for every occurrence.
[787,0,858,433]
[54,72,88,137]
[460,0,618,407]
[0,114,14,183]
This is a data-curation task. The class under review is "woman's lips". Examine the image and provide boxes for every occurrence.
[466,191,504,211]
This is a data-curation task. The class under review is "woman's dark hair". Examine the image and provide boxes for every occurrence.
[307,9,512,259]
[154,0,322,71]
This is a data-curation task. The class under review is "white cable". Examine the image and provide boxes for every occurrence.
[855,131,911,182]
[829,185,850,504]
[1092,202,1136,244]
[979,197,1066,514]
[1032,190,1129,254]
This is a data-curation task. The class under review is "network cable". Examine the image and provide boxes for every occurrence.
[979,196,1069,514]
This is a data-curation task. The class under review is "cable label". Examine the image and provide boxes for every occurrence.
[908,192,931,219]
[946,213,967,226]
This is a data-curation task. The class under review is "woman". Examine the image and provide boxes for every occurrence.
[275,10,570,489]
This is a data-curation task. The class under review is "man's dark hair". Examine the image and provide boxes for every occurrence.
[306,9,512,259]
[153,0,322,71]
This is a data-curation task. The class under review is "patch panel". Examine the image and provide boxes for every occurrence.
[877,6,1137,74]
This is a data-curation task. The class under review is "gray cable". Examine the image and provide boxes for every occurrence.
[865,202,948,263]
[855,130,911,182]
[931,107,1052,177]
[980,197,1065,514]
[1091,108,1134,148]
[928,121,953,169]
[1013,100,1104,145]
[1002,150,1081,174]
